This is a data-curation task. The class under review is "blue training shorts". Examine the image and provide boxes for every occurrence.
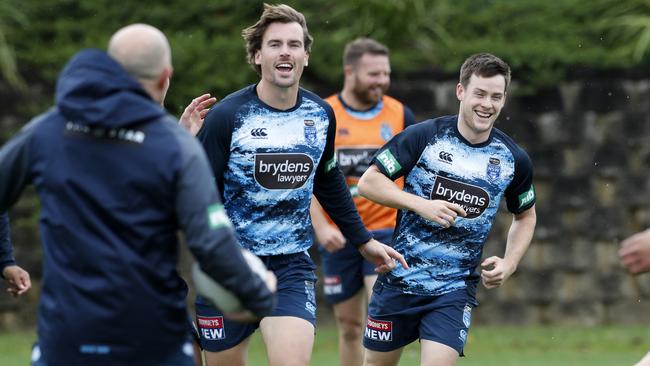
[195,251,317,352]
[319,228,393,304]
[363,280,478,356]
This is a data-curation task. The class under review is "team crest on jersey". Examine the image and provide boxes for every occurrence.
[486,157,501,181]
[365,317,393,342]
[380,122,393,141]
[304,120,317,145]
[197,316,226,340]
[338,127,350,137]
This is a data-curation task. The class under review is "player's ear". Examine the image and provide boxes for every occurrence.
[254,50,262,66]
[456,83,464,101]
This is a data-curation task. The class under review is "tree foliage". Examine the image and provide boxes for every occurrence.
[2,0,649,115]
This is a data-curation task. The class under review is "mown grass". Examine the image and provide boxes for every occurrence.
[2,325,648,365]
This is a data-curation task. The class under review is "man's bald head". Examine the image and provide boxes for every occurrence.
[108,23,171,79]
[108,24,172,103]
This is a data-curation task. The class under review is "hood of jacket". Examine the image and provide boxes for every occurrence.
[55,48,165,128]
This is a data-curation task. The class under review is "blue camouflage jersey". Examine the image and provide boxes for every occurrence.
[372,115,535,296]
[198,85,371,256]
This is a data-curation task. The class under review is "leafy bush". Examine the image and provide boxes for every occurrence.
[2,0,649,114]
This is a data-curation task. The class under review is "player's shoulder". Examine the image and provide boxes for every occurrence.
[381,95,405,110]
[405,114,454,134]
[491,127,531,163]
[301,87,333,111]
[211,85,256,114]
[201,85,257,133]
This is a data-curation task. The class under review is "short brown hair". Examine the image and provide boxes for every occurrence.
[242,3,313,75]
[459,53,511,92]
[342,38,389,68]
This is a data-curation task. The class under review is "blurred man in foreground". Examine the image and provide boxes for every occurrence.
[0,23,275,366]
[0,213,31,297]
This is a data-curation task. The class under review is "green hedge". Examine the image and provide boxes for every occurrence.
[2,0,649,115]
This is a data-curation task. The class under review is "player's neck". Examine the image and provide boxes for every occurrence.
[340,88,374,111]
[456,116,491,145]
[256,80,299,110]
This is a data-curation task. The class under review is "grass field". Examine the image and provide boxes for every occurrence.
[1,325,648,365]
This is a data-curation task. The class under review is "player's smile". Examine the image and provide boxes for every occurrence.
[276,62,294,76]
[475,110,492,119]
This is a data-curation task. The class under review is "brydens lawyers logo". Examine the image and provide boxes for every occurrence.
[197,316,225,340]
[431,176,490,219]
[337,148,377,178]
[365,317,392,342]
[254,153,314,190]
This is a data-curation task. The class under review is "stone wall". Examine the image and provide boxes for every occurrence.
[390,73,650,325]
[1,73,650,329]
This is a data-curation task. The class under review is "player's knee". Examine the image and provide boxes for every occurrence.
[336,316,364,342]
[269,354,310,366]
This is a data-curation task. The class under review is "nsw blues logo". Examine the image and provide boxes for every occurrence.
[380,122,393,141]
[486,157,501,182]
[304,119,317,145]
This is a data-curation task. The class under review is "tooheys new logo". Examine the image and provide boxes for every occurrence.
[337,148,377,177]
[431,176,490,218]
[254,153,314,189]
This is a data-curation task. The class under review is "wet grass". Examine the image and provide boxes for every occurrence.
[2,325,648,365]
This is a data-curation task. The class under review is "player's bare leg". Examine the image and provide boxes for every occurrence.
[420,339,459,366]
[203,335,252,366]
[363,347,403,366]
[192,339,203,366]
[333,289,366,366]
[364,274,378,301]
[260,316,314,366]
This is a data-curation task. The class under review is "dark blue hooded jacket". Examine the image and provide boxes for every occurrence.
[0,213,14,272]
[0,49,274,365]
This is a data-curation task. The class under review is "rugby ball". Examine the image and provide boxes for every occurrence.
[192,249,268,313]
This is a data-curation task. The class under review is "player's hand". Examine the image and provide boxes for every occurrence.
[413,199,466,228]
[2,265,31,297]
[224,270,276,323]
[619,229,650,274]
[314,224,346,253]
[179,93,217,137]
[359,239,408,273]
[480,256,515,289]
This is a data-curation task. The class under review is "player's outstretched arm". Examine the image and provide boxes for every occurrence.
[309,196,346,253]
[619,228,650,274]
[481,205,536,289]
[1,265,31,297]
[358,238,408,273]
[358,165,466,228]
[179,93,217,137]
